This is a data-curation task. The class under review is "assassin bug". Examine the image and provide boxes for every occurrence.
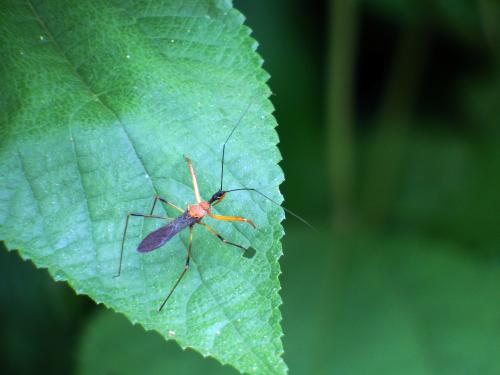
[114,104,312,311]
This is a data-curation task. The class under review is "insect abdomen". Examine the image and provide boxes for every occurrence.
[137,211,198,253]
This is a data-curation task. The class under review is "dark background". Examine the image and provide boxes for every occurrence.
[2,0,499,374]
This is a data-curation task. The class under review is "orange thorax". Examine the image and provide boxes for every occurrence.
[187,201,210,219]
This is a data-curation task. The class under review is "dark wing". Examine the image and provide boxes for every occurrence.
[137,212,196,253]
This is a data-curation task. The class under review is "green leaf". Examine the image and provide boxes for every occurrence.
[281,229,500,374]
[0,246,82,374]
[0,1,286,374]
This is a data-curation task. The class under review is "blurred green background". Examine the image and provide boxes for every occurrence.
[1,0,499,374]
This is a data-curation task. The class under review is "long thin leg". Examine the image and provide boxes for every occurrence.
[197,222,246,251]
[207,211,256,228]
[114,213,173,278]
[150,195,184,215]
[184,155,202,203]
[198,222,256,258]
[158,225,193,311]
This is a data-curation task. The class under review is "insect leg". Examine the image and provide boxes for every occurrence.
[114,213,173,278]
[158,225,193,311]
[197,222,255,258]
[198,222,243,251]
[150,195,184,215]
[184,155,202,203]
[207,211,256,229]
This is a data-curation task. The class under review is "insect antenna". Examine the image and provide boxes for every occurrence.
[224,188,316,231]
[220,102,254,191]
[218,100,315,230]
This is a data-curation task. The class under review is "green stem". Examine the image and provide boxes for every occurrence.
[479,0,500,57]
[326,0,358,230]
[361,27,427,227]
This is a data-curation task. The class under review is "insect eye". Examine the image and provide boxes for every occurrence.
[213,192,226,205]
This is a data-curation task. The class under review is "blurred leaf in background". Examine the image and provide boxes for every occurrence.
[281,229,500,375]
[0,243,91,374]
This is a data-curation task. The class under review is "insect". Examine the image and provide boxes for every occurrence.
[114,104,312,311]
